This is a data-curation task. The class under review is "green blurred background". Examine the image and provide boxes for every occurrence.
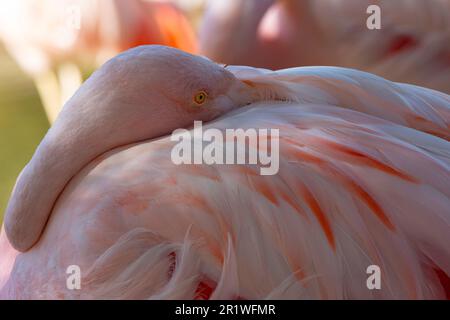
[0,45,50,224]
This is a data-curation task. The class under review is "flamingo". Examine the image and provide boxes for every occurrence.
[1,46,450,299]
[0,0,197,123]
[199,0,450,93]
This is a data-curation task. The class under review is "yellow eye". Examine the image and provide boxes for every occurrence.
[193,91,208,105]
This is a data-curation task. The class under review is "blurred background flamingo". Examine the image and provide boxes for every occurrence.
[0,47,449,298]
[200,0,450,93]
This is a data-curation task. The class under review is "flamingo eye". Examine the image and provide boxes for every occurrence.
[193,91,208,105]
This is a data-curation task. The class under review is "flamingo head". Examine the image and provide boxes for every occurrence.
[83,45,256,131]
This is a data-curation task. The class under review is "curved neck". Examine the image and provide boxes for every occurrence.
[4,83,184,251]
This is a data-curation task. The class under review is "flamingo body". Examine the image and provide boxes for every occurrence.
[1,49,450,298]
